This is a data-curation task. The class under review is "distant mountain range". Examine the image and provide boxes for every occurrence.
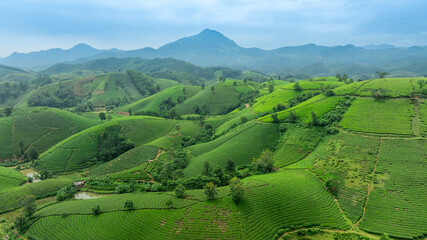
[1,29,427,76]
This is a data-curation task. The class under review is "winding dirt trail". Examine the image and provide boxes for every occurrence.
[355,138,382,226]
[144,148,163,182]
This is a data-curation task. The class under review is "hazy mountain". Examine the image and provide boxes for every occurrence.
[0,43,102,70]
[2,29,427,77]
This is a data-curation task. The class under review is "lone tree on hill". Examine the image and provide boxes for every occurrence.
[293,82,302,91]
[225,159,236,175]
[211,86,215,92]
[375,71,388,79]
[175,184,186,198]
[202,161,212,176]
[204,182,218,200]
[252,149,274,173]
[99,112,106,121]
[311,111,318,125]
[229,178,244,203]
[124,200,134,210]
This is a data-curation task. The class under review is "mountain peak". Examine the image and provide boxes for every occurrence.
[71,43,94,50]
[198,29,224,37]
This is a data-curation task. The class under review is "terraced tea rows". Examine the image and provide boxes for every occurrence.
[359,139,427,239]
[340,98,413,135]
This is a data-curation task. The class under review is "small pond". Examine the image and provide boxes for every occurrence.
[20,168,41,182]
[74,192,108,200]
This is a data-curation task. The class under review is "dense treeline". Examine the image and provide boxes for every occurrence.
[28,84,79,108]
[0,81,29,104]
[126,70,159,96]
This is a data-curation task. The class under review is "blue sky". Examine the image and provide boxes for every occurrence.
[0,0,426,57]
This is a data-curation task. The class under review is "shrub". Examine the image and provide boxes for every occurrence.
[56,186,77,201]
[124,200,134,210]
[175,184,186,198]
[229,178,244,203]
[204,182,218,200]
[92,205,101,216]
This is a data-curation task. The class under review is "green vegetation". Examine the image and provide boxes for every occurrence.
[359,139,426,239]
[184,121,279,177]
[37,117,176,173]
[340,98,413,134]
[0,167,26,192]
[0,107,97,160]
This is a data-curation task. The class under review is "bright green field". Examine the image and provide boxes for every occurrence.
[260,95,346,123]
[173,86,242,115]
[122,85,201,114]
[0,107,97,160]
[37,117,176,173]
[339,98,413,135]
[273,126,324,167]
[354,78,422,97]
[0,179,72,213]
[214,108,257,135]
[184,121,279,177]
[87,145,159,177]
[359,139,427,239]
[27,170,347,240]
[253,89,309,113]
[0,167,26,192]
[293,132,380,223]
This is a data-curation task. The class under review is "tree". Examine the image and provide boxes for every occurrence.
[233,81,237,86]
[175,184,186,198]
[252,149,274,173]
[211,86,215,92]
[201,83,205,89]
[375,71,388,79]
[288,111,298,123]
[229,178,244,203]
[39,166,53,180]
[293,82,302,91]
[28,148,39,162]
[4,107,13,117]
[271,113,279,123]
[371,88,386,99]
[14,213,28,234]
[124,200,134,210]
[92,205,101,216]
[311,111,318,125]
[268,84,275,93]
[335,73,341,81]
[27,176,33,183]
[202,161,212,176]
[19,195,36,218]
[244,78,248,84]
[204,182,218,200]
[128,108,132,116]
[99,112,106,121]
[56,186,77,201]
[342,73,348,82]
[225,160,236,175]
[166,198,174,207]
[240,116,248,124]
[19,140,24,155]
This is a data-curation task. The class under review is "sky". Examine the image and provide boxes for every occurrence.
[0,0,426,57]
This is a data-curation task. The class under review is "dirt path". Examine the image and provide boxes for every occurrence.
[355,138,382,226]
[144,148,163,182]
[411,98,422,137]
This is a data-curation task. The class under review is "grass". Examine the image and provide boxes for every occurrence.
[0,179,72,213]
[173,86,242,115]
[339,98,413,135]
[184,121,280,177]
[359,139,427,239]
[354,78,418,97]
[122,85,201,114]
[273,126,324,167]
[27,170,347,240]
[297,132,379,223]
[0,107,97,160]
[260,95,346,123]
[0,167,26,192]
[37,117,176,173]
[253,89,309,113]
[87,145,159,177]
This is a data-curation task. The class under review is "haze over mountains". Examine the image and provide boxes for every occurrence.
[1,29,427,77]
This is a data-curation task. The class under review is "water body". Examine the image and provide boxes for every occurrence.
[74,192,107,200]
[20,168,41,183]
